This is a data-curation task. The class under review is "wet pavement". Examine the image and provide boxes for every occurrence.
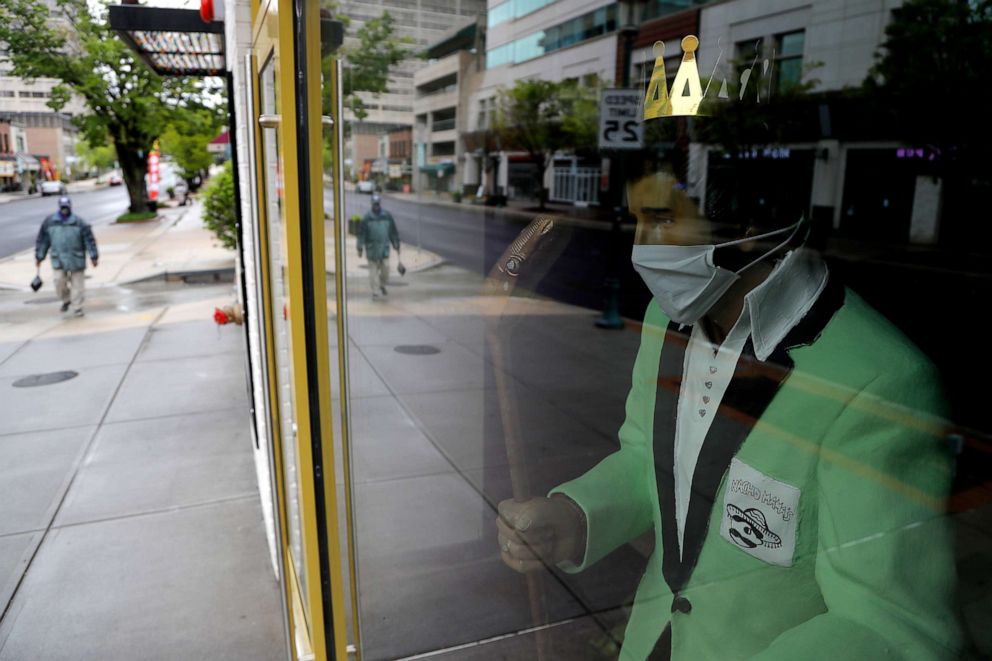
[0,270,285,659]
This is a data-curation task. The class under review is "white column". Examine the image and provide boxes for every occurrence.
[910,176,942,245]
[810,139,840,223]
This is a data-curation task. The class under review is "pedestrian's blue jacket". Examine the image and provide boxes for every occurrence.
[35,212,99,272]
[358,209,400,261]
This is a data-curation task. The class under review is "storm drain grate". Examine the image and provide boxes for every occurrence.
[13,371,79,387]
[393,345,440,356]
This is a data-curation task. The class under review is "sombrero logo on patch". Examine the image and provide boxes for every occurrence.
[720,459,800,567]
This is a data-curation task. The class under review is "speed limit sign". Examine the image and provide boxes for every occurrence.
[598,89,643,150]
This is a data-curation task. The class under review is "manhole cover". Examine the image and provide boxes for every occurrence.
[12,371,79,387]
[24,296,60,305]
[394,345,440,355]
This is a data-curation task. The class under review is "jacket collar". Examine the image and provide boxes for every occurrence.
[741,248,829,362]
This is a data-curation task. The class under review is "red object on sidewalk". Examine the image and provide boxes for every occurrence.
[200,0,214,22]
[213,307,230,325]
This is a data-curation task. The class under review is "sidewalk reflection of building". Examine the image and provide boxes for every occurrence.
[337,0,485,187]
[474,0,620,204]
[413,18,485,197]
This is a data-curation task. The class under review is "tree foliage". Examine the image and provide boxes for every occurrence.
[492,78,600,208]
[75,136,117,174]
[321,10,412,122]
[0,0,219,212]
[865,0,992,161]
[202,160,237,250]
[160,103,226,182]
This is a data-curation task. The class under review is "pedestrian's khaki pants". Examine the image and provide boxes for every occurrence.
[368,258,389,295]
[54,269,85,312]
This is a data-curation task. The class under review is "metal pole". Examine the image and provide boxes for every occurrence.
[596,19,638,330]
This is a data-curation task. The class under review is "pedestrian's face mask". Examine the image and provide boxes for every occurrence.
[59,206,70,217]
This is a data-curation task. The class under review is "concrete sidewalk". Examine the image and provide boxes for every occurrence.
[0,278,285,660]
[0,200,234,292]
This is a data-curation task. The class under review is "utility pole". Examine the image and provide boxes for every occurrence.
[596,2,641,329]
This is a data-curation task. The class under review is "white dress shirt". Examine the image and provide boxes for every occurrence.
[672,248,828,556]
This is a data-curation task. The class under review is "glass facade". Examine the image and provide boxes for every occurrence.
[639,0,710,22]
[488,0,558,28]
[486,4,618,68]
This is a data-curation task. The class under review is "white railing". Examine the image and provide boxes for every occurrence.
[550,166,599,204]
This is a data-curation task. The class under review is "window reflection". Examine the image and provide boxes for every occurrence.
[328,1,992,659]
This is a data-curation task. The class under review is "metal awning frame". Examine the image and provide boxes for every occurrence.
[108,5,225,77]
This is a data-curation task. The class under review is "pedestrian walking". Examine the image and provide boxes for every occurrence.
[35,196,99,317]
[357,193,400,300]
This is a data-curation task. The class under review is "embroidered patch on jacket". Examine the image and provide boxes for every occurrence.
[719,458,799,567]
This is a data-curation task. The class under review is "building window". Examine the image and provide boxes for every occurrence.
[486,42,513,68]
[639,0,708,22]
[488,1,512,27]
[774,30,805,91]
[431,141,455,157]
[0,90,14,97]
[487,0,556,29]
[486,4,617,69]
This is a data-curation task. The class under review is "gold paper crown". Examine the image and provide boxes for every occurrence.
[644,36,704,119]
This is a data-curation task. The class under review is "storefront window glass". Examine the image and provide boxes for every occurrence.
[324,3,992,659]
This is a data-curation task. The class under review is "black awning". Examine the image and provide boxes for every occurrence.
[108,5,225,77]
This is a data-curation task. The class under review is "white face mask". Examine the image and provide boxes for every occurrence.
[631,219,804,325]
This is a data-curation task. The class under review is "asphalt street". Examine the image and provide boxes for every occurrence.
[0,186,130,259]
[342,190,653,319]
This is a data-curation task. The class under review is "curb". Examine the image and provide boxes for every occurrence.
[120,266,236,286]
[379,191,636,233]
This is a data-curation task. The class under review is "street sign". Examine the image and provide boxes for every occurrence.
[598,88,643,150]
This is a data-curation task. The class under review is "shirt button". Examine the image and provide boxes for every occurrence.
[671,595,692,614]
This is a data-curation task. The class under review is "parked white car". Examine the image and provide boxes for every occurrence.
[40,180,67,196]
[356,179,375,193]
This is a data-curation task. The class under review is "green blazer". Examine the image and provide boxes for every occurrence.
[552,282,960,660]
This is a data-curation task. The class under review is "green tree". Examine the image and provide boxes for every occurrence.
[160,103,226,182]
[75,136,117,174]
[335,11,412,121]
[865,0,992,156]
[493,78,600,209]
[202,160,237,250]
[0,0,215,212]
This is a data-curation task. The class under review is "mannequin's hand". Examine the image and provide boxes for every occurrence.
[496,496,585,573]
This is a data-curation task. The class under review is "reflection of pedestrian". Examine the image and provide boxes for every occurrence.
[357,193,400,300]
[35,196,98,317]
